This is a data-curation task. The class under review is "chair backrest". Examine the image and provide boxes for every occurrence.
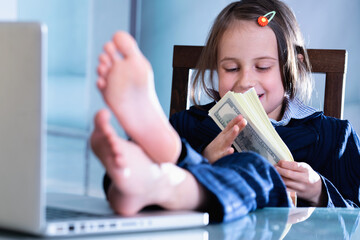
[170,45,347,119]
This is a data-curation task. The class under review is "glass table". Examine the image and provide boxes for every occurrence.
[0,207,359,239]
[207,207,360,239]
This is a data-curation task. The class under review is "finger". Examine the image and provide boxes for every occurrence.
[281,177,306,193]
[216,147,235,163]
[236,117,247,131]
[275,166,305,181]
[219,115,243,141]
[276,160,305,172]
[224,115,244,133]
[225,146,235,155]
[276,166,296,180]
[285,187,297,193]
[280,177,298,193]
[223,124,240,146]
[276,159,293,168]
[222,117,247,148]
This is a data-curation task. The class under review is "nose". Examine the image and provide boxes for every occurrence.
[232,69,255,93]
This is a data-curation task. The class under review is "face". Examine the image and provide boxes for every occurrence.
[217,20,285,121]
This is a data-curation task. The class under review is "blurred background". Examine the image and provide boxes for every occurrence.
[1,0,359,198]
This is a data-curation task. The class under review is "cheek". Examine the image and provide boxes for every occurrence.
[264,70,284,94]
[218,74,232,98]
[273,78,285,97]
[267,83,285,109]
[266,80,283,93]
[218,80,224,93]
[218,80,229,98]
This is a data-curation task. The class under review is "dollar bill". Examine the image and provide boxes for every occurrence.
[209,94,281,165]
[210,90,297,205]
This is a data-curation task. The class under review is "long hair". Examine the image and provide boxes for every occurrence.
[191,0,313,106]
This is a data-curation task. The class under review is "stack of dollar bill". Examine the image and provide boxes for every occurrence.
[209,88,293,165]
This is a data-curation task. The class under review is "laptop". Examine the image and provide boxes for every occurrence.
[0,22,209,237]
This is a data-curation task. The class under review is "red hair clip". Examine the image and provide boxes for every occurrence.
[257,11,276,27]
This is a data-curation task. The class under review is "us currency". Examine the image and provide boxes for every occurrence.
[209,96,280,165]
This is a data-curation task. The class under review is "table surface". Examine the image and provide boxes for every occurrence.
[0,207,359,239]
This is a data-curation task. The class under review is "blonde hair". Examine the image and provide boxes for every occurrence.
[191,0,313,106]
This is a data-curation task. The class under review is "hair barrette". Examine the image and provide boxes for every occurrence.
[257,11,276,27]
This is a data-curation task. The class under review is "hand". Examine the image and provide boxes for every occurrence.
[203,115,247,164]
[275,160,324,206]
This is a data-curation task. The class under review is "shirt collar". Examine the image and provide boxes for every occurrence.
[271,97,318,126]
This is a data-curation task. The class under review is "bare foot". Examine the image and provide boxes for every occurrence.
[96,32,181,164]
[90,109,176,215]
[91,109,206,215]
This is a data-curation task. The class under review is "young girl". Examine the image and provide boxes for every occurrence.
[170,0,360,208]
[91,0,360,223]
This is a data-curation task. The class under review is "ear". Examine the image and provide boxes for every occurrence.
[297,53,304,63]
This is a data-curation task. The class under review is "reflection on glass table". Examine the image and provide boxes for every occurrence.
[207,207,360,240]
[0,227,208,240]
[0,207,359,239]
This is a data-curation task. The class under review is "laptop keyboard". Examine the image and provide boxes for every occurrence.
[46,207,104,220]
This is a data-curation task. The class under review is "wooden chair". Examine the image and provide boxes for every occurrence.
[170,46,347,119]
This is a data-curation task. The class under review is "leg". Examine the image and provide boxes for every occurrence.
[96,32,180,164]
[90,109,205,215]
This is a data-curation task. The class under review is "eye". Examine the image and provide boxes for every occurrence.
[225,67,239,72]
[256,66,270,71]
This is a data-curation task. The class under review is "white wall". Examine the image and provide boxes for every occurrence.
[285,0,360,132]
[87,0,132,197]
[0,0,17,20]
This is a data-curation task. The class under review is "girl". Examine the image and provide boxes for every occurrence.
[170,0,360,208]
[92,0,359,223]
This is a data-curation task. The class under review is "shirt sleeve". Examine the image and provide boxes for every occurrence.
[178,139,292,222]
[321,175,357,208]
[315,117,360,207]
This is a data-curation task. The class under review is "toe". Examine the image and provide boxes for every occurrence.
[99,53,111,66]
[96,77,106,91]
[94,109,111,129]
[104,42,120,63]
[97,64,109,78]
[112,31,140,58]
